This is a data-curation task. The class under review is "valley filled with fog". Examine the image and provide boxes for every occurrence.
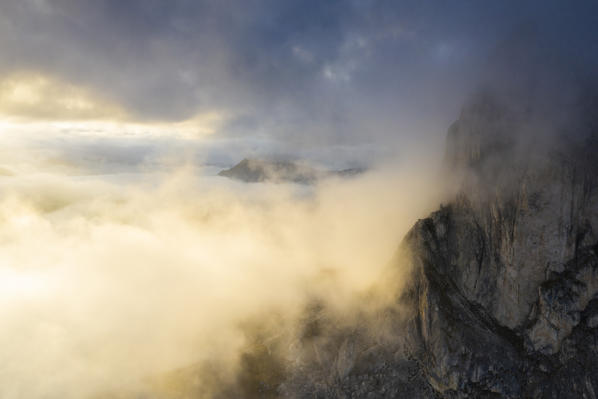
[0,136,446,397]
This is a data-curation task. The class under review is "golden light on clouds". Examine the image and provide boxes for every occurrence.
[0,71,227,139]
[0,71,127,121]
[0,161,445,398]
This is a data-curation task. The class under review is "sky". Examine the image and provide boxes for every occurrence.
[1,0,597,170]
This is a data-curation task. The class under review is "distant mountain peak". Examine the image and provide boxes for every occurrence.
[217,158,365,184]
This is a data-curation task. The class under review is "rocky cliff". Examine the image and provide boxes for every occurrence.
[398,90,598,398]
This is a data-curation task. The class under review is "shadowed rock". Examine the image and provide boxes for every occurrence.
[398,88,598,398]
[218,158,365,184]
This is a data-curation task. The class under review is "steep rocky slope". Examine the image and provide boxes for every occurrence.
[398,91,598,398]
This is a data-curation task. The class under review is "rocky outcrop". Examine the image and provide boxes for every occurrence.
[399,91,598,398]
[218,159,320,184]
[218,158,365,184]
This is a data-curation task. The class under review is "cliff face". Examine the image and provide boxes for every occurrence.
[401,92,598,397]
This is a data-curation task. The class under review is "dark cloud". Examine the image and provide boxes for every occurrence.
[1,0,597,151]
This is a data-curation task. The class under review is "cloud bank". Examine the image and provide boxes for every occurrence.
[2,0,596,151]
[0,153,447,398]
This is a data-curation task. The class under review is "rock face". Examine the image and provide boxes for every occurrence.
[218,158,365,184]
[218,159,320,184]
[399,91,598,398]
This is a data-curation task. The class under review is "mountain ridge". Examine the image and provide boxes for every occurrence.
[217,158,365,184]
[397,89,598,397]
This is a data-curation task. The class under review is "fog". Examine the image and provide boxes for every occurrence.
[0,149,447,398]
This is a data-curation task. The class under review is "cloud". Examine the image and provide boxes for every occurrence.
[0,70,229,149]
[0,71,127,121]
[0,149,447,398]
[3,1,596,150]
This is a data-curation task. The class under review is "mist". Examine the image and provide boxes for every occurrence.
[0,149,446,398]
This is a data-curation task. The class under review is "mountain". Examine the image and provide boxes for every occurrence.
[140,90,598,398]
[242,89,598,398]
[217,158,365,184]
[397,90,598,398]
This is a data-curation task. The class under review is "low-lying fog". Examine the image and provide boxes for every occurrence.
[0,135,446,398]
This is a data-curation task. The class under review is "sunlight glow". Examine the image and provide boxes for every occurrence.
[0,71,227,139]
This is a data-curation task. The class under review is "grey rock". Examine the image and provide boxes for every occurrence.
[398,90,598,398]
[217,158,365,184]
